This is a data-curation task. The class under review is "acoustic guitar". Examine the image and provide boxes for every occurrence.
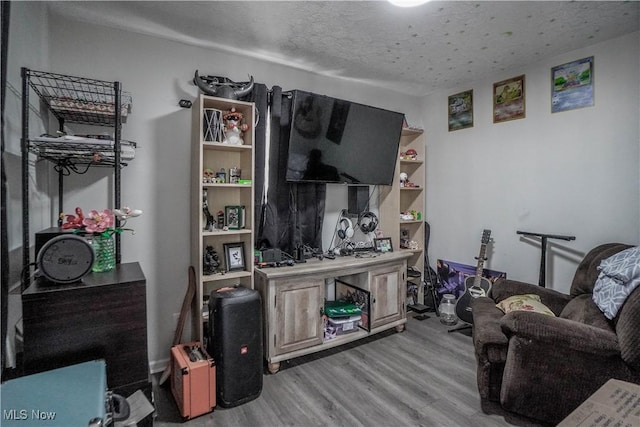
[455,229,492,324]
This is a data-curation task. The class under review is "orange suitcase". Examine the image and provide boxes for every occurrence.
[170,341,216,419]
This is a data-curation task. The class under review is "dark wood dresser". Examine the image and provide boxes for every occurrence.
[22,262,150,396]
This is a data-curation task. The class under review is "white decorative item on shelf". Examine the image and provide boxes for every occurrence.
[222,108,249,145]
[399,172,408,187]
[203,108,224,142]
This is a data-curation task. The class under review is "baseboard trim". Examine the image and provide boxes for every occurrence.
[149,357,170,375]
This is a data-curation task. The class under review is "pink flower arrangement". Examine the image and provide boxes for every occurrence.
[62,206,142,237]
[83,209,114,233]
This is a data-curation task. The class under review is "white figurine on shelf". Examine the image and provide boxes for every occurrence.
[222,108,249,145]
[399,172,408,187]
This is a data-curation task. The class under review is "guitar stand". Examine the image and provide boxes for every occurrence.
[411,250,441,321]
[424,265,440,316]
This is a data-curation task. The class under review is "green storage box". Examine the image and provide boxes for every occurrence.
[324,300,362,318]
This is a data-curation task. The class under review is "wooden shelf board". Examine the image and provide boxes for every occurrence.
[202,142,253,151]
[400,159,424,165]
[401,127,424,137]
[201,270,253,284]
[400,248,423,254]
[202,183,253,188]
[202,229,252,237]
[400,220,423,225]
[268,318,407,364]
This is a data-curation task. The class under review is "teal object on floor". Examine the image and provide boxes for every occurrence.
[1,360,107,426]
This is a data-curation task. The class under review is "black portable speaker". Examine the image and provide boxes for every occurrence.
[208,286,263,407]
[35,227,78,256]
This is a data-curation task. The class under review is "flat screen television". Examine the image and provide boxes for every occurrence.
[286,90,404,185]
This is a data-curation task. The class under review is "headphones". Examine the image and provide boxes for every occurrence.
[358,211,379,234]
[337,218,354,240]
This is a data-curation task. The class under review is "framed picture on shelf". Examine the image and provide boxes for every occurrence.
[448,89,473,131]
[223,242,246,272]
[224,205,245,230]
[551,56,594,113]
[493,75,525,123]
[374,237,393,253]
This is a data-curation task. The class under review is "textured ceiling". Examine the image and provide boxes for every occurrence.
[48,1,640,96]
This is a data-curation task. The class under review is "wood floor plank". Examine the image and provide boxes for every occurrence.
[153,314,547,426]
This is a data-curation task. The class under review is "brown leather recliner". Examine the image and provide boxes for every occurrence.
[471,243,640,425]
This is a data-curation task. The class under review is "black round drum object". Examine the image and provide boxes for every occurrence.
[36,234,94,284]
[208,286,263,407]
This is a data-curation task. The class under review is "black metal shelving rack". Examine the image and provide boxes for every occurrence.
[21,68,131,284]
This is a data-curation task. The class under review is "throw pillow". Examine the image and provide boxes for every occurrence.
[496,294,555,316]
[593,273,640,319]
[593,246,640,319]
[597,246,640,283]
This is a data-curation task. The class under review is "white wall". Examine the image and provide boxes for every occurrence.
[4,1,52,367]
[424,31,640,292]
[5,2,51,270]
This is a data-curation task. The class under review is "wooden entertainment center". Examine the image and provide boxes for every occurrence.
[255,251,411,373]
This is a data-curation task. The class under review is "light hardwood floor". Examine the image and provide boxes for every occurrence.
[152,313,548,427]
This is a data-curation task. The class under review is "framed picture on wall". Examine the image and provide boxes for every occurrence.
[493,75,525,123]
[223,242,246,272]
[448,90,474,131]
[551,56,594,113]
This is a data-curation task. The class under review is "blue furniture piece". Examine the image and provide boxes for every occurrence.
[0,360,128,426]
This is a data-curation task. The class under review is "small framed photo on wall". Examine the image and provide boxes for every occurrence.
[223,242,246,272]
[493,75,525,123]
[448,90,474,131]
[551,56,594,113]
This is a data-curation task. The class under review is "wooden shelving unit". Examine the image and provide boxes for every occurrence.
[379,127,425,305]
[190,95,256,343]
